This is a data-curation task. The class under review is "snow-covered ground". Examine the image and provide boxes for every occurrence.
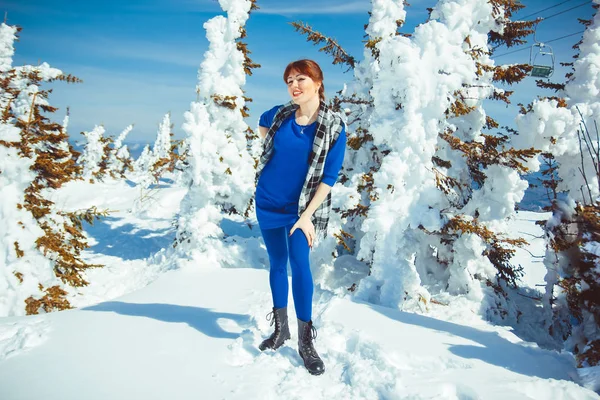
[0,179,598,400]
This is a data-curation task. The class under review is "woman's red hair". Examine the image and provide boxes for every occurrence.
[283,59,325,102]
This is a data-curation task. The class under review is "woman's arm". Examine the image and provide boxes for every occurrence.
[301,182,332,220]
[259,126,268,140]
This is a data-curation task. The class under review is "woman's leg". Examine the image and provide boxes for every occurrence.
[285,224,313,322]
[260,226,289,309]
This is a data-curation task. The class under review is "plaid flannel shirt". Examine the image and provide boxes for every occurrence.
[255,100,344,238]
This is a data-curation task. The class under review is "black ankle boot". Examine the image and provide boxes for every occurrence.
[297,319,325,375]
[259,307,291,351]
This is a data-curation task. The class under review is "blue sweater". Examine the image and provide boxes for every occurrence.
[255,104,346,230]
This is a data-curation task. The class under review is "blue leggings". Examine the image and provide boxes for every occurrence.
[260,223,313,322]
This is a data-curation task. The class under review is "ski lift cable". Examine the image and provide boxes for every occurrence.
[494,30,585,58]
[493,0,592,51]
[519,0,577,20]
[533,0,593,22]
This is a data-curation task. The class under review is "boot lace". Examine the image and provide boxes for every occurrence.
[302,323,319,358]
[266,310,281,331]
[266,310,274,326]
[309,324,318,341]
[301,323,317,341]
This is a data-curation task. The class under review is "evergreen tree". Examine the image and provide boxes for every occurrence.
[515,2,600,386]
[130,114,184,189]
[78,125,111,182]
[294,0,539,310]
[148,113,184,183]
[424,0,539,311]
[153,113,172,161]
[131,143,154,187]
[174,0,259,260]
[347,0,538,309]
[106,124,134,179]
[0,23,105,316]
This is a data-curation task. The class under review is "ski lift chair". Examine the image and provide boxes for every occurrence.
[530,43,555,78]
[529,25,555,79]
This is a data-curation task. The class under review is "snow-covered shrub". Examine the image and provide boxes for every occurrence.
[0,23,105,316]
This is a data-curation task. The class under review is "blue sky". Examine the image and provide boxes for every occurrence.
[5,0,597,143]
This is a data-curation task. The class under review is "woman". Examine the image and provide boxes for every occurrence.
[254,59,346,376]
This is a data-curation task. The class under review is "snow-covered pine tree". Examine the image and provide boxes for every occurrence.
[0,23,105,316]
[130,114,185,189]
[172,138,190,187]
[514,1,600,387]
[295,0,432,306]
[291,1,539,305]
[153,113,172,161]
[131,143,154,188]
[78,125,112,182]
[106,124,134,179]
[346,0,453,308]
[148,113,184,183]
[174,0,258,261]
[328,0,538,311]
[422,0,541,313]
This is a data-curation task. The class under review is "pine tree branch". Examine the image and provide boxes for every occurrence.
[290,21,356,71]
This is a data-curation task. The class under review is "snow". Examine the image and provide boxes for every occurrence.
[0,179,598,399]
[510,211,550,289]
[366,0,407,39]
[0,23,17,72]
[0,317,48,362]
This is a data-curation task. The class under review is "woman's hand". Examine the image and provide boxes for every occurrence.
[289,214,315,249]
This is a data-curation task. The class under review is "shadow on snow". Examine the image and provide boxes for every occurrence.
[221,217,261,239]
[85,301,250,340]
[83,217,175,261]
[358,298,576,382]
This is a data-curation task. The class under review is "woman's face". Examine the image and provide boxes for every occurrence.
[286,69,321,105]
